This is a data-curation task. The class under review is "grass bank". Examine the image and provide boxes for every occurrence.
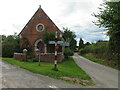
[2,57,94,86]
[79,53,119,70]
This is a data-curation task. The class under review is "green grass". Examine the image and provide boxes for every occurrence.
[2,57,94,86]
[80,54,119,70]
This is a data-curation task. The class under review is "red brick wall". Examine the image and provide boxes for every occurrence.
[39,53,63,62]
[18,7,64,62]
[13,53,63,62]
[13,53,27,61]
[19,8,62,47]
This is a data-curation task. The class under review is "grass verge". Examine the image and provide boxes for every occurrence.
[2,57,94,86]
[80,54,119,70]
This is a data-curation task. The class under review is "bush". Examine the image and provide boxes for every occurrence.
[2,43,15,57]
[64,48,74,58]
[79,41,108,55]
[2,35,21,57]
[79,40,119,69]
[79,48,87,55]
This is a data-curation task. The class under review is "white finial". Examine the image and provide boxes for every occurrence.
[39,5,41,9]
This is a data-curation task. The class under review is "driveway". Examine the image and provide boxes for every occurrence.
[1,60,85,88]
[72,53,119,88]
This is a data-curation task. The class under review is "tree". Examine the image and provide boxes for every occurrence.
[70,38,77,50]
[1,35,6,42]
[42,32,55,44]
[92,1,120,61]
[2,33,21,57]
[63,27,76,51]
[79,38,84,50]
[85,42,90,46]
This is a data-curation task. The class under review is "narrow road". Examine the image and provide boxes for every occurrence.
[73,53,119,88]
[1,60,84,88]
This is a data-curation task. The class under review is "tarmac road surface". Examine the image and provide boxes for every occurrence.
[73,53,119,88]
[1,54,119,88]
[1,60,85,88]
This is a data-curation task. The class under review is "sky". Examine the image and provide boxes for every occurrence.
[0,0,109,45]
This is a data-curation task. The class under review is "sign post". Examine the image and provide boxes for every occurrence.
[38,52,41,66]
[53,31,59,71]
[49,38,70,71]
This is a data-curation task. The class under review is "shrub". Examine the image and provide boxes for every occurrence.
[64,48,74,58]
[79,41,108,55]
[79,48,87,55]
[79,41,119,68]
[2,43,15,57]
[2,35,21,57]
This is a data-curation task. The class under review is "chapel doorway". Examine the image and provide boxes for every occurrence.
[37,41,45,53]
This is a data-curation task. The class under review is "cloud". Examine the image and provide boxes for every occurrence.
[75,25,109,45]
[0,0,108,44]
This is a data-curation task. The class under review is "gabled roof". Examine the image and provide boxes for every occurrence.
[19,6,63,36]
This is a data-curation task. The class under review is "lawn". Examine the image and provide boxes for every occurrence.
[2,57,94,86]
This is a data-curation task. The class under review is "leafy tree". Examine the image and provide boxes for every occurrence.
[92,1,120,61]
[1,35,6,42]
[79,38,84,50]
[70,38,77,50]
[42,32,55,44]
[63,27,76,51]
[63,27,76,42]
[85,42,90,46]
[2,33,21,57]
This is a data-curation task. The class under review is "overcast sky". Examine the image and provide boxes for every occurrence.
[0,0,109,45]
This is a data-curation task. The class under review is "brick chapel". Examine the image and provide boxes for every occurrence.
[18,6,64,62]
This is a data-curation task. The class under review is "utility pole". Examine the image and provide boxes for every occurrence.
[48,31,69,71]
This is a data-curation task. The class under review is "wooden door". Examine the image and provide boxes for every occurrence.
[37,41,45,53]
